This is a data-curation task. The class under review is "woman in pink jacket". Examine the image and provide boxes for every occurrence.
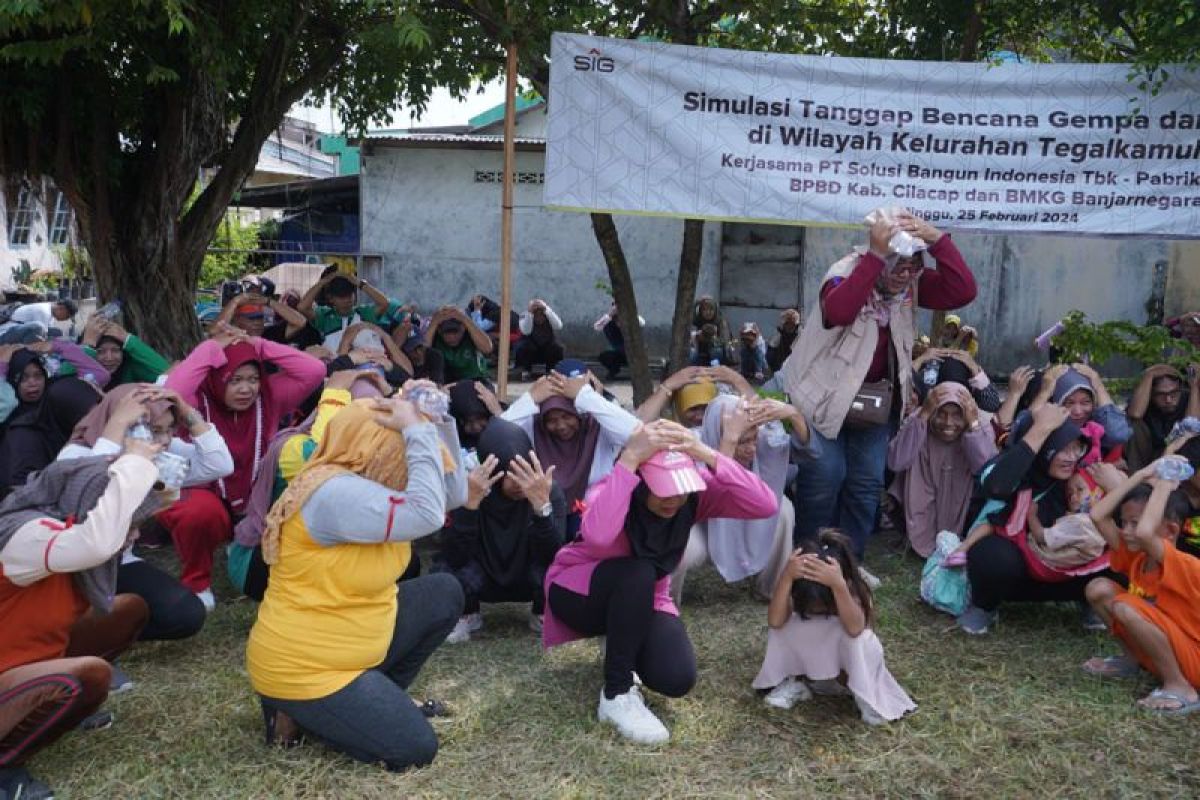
[543,419,778,745]
[162,324,325,610]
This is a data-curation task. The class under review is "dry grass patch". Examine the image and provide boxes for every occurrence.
[36,540,1200,798]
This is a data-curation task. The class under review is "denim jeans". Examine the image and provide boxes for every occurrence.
[260,574,464,771]
[791,420,893,560]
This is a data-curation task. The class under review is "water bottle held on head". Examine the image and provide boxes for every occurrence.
[1167,417,1200,443]
[406,385,450,419]
[1155,456,1195,483]
[95,301,123,323]
[128,422,153,442]
[42,353,62,377]
[922,360,940,387]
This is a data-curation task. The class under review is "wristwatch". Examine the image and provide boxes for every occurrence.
[535,501,553,518]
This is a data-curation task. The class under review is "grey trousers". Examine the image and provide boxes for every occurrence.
[260,573,464,771]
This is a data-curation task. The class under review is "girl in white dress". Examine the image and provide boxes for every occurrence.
[753,529,916,725]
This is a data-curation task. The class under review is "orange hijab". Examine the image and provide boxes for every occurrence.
[260,399,454,563]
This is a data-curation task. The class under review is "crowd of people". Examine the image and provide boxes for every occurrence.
[3,207,1200,797]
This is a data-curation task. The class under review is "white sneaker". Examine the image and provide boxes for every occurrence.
[855,694,887,726]
[858,566,882,590]
[764,676,813,709]
[446,613,483,644]
[528,612,544,635]
[195,588,215,613]
[597,686,669,744]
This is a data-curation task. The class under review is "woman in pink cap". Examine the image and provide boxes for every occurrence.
[542,419,778,745]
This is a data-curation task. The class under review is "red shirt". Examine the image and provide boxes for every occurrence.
[820,235,977,382]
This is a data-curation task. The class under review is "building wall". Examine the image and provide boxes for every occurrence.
[359,141,1200,372]
[360,145,721,357]
[0,182,75,289]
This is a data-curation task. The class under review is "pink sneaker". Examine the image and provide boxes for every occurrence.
[943,550,968,568]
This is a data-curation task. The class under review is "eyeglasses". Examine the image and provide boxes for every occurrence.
[891,262,924,277]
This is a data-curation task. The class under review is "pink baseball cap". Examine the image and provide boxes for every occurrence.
[639,450,707,497]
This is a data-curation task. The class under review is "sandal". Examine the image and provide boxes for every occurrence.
[418,698,451,719]
[261,701,303,748]
[1081,655,1140,679]
[1137,687,1200,716]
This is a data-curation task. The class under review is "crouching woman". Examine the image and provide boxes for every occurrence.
[246,396,463,771]
[543,419,778,745]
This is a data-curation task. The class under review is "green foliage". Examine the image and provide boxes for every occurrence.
[9,260,32,287]
[52,245,91,281]
[200,213,262,288]
[1052,310,1200,370]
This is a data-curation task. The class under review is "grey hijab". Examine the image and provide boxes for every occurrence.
[0,456,161,612]
[698,395,790,582]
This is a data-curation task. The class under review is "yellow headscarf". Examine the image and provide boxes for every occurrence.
[673,380,718,422]
[261,399,454,564]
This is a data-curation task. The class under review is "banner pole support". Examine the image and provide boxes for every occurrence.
[497,39,518,402]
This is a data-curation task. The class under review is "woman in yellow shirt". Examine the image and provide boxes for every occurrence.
[246,394,464,771]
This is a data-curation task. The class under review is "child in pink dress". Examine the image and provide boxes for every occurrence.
[753,530,916,725]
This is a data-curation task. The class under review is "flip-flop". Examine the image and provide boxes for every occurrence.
[1081,655,1140,679]
[1137,688,1200,716]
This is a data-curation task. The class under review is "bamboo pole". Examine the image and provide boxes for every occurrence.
[497,40,518,402]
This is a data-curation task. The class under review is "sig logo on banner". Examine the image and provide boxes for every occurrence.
[574,47,614,73]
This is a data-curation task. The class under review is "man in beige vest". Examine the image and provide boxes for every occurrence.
[780,209,977,577]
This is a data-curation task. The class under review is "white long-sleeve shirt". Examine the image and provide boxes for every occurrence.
[58,429,234,565]
[519,306,563,336]
[57,426,234,487]
[0,455,158,587]
[501,384,639,492]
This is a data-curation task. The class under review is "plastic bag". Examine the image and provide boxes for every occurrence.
[863,206,928,258]
[920,530,970,617]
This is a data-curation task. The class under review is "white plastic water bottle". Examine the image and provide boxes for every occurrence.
[95,301,123,322]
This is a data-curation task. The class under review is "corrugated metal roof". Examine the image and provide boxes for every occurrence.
[357,132,545,151]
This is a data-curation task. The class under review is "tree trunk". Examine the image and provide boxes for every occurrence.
[95,239,202,357]
[590,212,653,405]
[669,219,704,373]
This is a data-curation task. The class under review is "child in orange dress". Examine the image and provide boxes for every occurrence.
[1083,457,1200,714]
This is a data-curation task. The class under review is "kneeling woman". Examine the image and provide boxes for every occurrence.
[543,420,778,744]
[0,446,163,798]
[246,396,463,771]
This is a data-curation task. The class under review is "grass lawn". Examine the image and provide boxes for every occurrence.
[37,536,1200,799]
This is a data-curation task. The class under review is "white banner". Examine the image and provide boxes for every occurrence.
[545,33,1200,237]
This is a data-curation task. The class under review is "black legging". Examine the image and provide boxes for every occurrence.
[966,535,1096,611]
[115,560,206,641]
[548,557,696,700]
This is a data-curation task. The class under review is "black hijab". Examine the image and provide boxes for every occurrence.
[0,361,101,491]
[5,348,45,405]
[448,379,493,450]
[475,419,537,587]
[989,415,1089,527]
[624,482,701,578]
